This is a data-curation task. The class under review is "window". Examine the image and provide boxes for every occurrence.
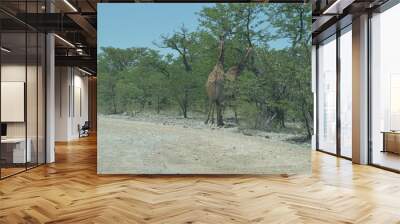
[340,27,352,158]
[370,3,400,171]
[0,1,46,179]
[317,35,337,154]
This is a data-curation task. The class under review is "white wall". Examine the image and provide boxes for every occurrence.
[55,67,89,141]
[55,66,70,141]
[1,64,26,81]
[1,65,41,136]
[72,73,89,138]
[1,65,27,140]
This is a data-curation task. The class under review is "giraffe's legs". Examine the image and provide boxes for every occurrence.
[216,101,224,127]
[205,102,215,124]
[210,103,215,124]
[205,103,210,124]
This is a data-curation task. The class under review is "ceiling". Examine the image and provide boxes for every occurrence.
[311,0,390,44]
[0,0,98,74]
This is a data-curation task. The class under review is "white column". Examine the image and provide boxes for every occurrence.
[352,14,369,164]
[45,0,56,163]
[46,32,55,163]
[55,67,74,141]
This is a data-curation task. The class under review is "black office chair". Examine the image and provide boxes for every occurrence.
[79,121,90,138]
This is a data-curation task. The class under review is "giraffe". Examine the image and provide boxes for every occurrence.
[205,36,225,126]
[224,47,252,123]
[225,47,252,82]
[205,37,252,126]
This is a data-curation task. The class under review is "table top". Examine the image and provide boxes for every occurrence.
[381,131,400,134]
[1,138,29,143]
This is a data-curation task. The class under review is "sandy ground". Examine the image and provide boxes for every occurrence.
[98,115,311,174]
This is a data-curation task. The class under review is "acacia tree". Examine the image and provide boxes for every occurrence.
[158,26,199,118]
[267,3,313,138]
[98,47,146,114]
[198,4,270,125]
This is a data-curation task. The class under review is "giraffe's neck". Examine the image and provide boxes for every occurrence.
[207,62,224,83]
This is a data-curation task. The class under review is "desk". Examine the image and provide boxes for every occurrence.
[1,138,31,163]
[382,131,400,154]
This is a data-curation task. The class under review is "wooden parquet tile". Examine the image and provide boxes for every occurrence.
[1,135,400,223]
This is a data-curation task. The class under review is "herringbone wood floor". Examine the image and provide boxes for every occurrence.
[1,135,400,224]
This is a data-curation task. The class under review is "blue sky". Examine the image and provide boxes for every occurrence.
[98,3,289,55]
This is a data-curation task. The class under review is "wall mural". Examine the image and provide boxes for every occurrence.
[97,3,312,174]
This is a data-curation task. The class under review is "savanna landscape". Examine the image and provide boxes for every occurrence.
[98,3,312,174]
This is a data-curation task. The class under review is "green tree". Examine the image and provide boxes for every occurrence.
[97,3,313,139]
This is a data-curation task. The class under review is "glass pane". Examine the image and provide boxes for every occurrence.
[371,5,400,171]
[318,36,337,154]
[26,0,38,169]
[340,28,352,158]
[38,33,45,165]
[0,1,46,178]
[27,31,38,169]
[1,31,27,177]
